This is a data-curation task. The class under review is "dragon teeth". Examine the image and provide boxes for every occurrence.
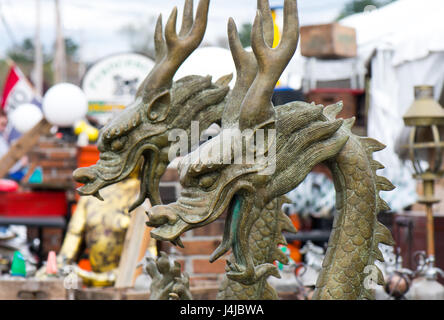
[175,238,184,248]
[93,191,104,201]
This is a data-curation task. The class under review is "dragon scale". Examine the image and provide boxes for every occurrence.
[146,0,397,299]
[217,104,395,300]
[312,105,395,299]
[217,197,295,300]
[72,0,398,299]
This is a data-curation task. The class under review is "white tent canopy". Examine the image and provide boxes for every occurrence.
[289,0,444,86]
[286,0,444,211]
[347,0,444,211]
[341,0,444,66]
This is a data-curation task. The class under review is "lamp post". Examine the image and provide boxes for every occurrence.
[402,85,444,282]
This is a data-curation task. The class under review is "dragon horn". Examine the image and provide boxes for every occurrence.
[222,0,275,128]
[239,0,299,130]
[137,0,210,98]
[179,0,194,37]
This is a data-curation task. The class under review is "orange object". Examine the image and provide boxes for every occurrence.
[78,258,92,272]
[287,243,302,263]
[77,145,100,169]
[75,145,100,201]
[288,214,302,263]
[46,251,58,275]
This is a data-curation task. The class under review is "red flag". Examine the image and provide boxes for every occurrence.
[1,62,42,142]
[1,63,41,115]
[1,66,20,109]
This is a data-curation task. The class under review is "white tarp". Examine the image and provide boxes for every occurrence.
[341,0,444,65]
[363,0,444,211]
[285,0,444,211]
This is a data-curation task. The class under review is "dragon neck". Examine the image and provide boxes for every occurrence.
[313,124,395,300]
[217,197,295,300]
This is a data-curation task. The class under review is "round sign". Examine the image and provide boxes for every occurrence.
[82,53,155,104]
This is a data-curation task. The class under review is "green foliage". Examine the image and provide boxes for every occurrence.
[337,0,397,20]
[6,37,79,63]
[65,38,79,59]
[3,36,78,88]
[7,38,35,63]
[239,23,253,48]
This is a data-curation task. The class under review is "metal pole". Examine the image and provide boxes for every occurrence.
[423,179,436,263]
[54,0,66,84]
[426,204,435,258]
[33,0,43,96]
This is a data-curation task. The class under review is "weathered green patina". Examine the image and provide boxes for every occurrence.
[74,0,395,299]
[71,0,231,284]
[146,0,395,300]
[146,251,192,300]
[73,0,230,213]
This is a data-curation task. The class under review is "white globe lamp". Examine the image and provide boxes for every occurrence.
[42,83,88,127]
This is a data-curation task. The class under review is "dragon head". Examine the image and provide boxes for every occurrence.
[73,0,230,210]
[147,0,349,285]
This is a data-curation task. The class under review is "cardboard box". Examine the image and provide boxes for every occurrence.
[300,23,357,59]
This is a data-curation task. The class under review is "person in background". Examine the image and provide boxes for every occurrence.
[0,109,38,275]
[0,109,9,156]
[0,108,28,181]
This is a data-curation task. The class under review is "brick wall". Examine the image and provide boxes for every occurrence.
[26,136,78,189]
[305,88,367,135]
[24,135,77,261]
[158,168,227,287]
[27,228,64,259]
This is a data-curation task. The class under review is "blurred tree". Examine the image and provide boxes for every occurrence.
[65,38,79,60]
[7,37,79,63]
[7,38,35,63]
[4,36,80,89]
[337,0,397,20]
[238,23,253,48]
[119,16,157,60]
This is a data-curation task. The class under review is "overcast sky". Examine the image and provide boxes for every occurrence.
[0,0,350,62]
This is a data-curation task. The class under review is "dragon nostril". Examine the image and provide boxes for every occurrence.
[73,168,97,184]
[146,206,178,227]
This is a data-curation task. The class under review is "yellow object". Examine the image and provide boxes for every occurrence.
[74,120,99,141]
[271,10,281,49]
[58,178,153,287]
[74,121,87,135]
[272,9,282,87]
[75,267,117,288]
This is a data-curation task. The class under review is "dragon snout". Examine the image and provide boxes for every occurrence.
[146,206,179,227]
[73,167,97,184]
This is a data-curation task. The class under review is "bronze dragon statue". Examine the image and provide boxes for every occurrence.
[145,251,192,300]
[71,0,295,294]
[73,0,230,212]
[146,0,396,300]
[69,0,233,284]
[216,0,296,300]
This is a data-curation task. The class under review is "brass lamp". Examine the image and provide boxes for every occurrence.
[403,85,444,280]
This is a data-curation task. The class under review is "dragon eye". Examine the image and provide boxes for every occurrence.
[198,172,219,189]
[110,137,127,152]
